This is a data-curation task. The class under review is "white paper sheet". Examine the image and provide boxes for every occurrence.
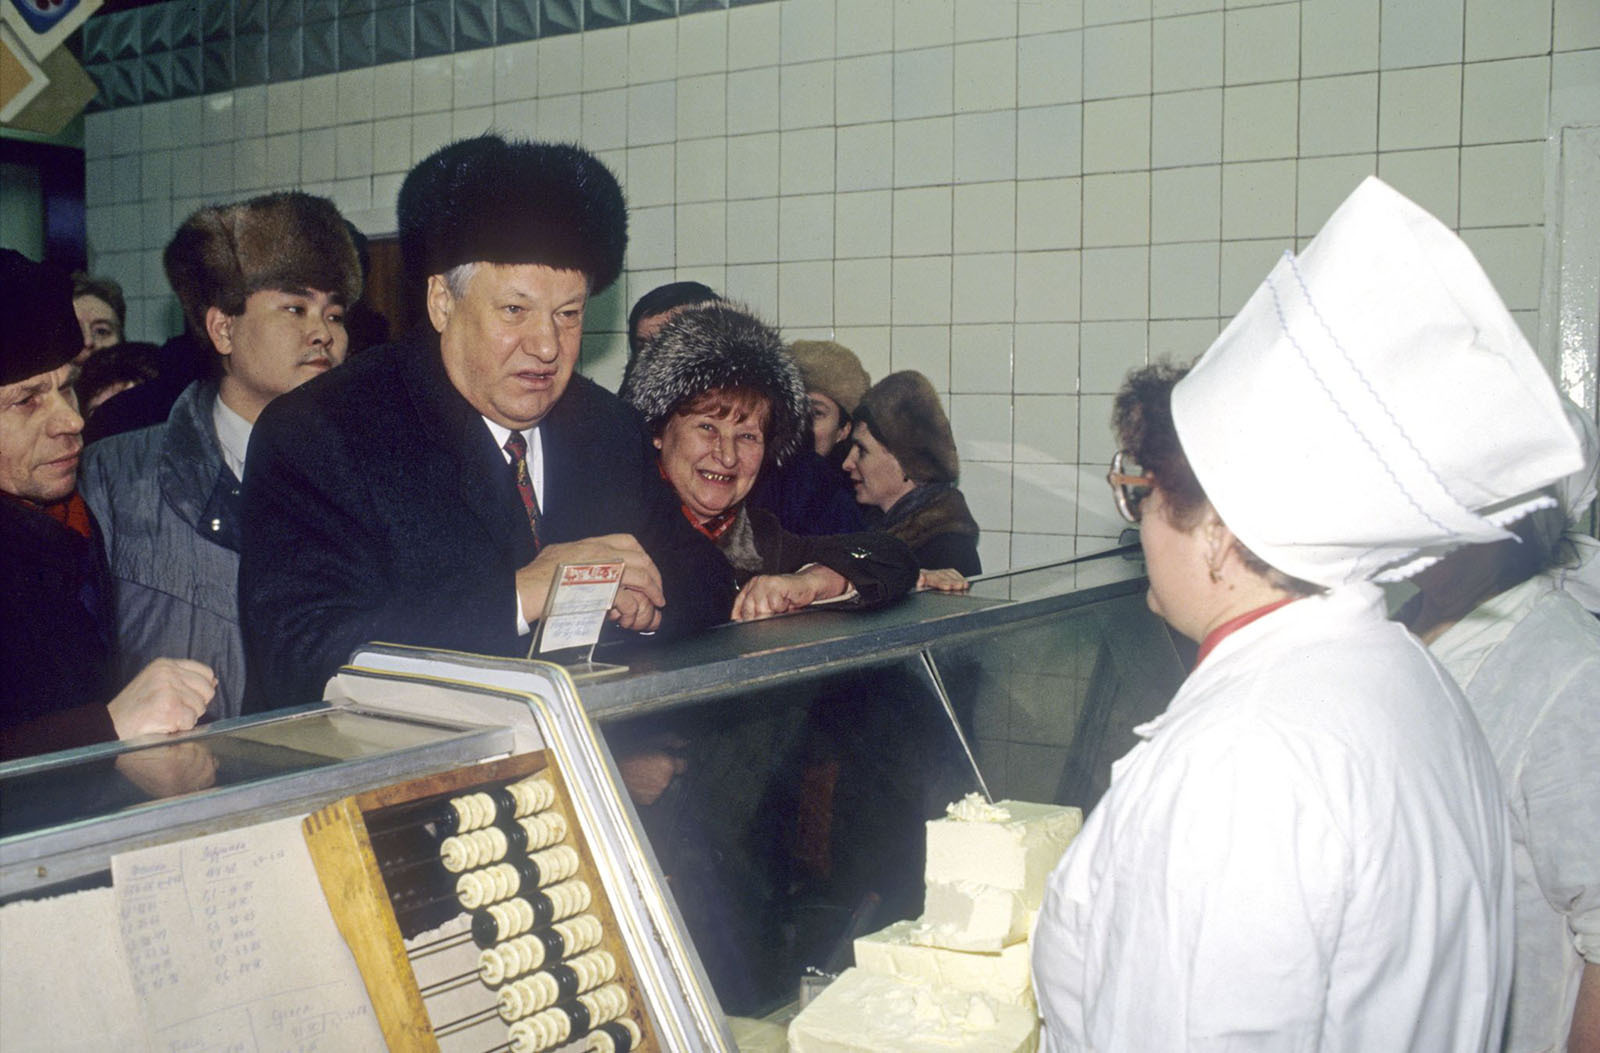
[0,886,149,1052]
[110,815,386,1051]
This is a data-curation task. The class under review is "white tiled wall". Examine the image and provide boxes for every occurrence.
[82,0,1600,571]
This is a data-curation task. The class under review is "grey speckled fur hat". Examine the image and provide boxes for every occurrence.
[620,302,808,467]
[855,370,960,484]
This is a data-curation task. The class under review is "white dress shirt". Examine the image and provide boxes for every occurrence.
[212,394,253,480]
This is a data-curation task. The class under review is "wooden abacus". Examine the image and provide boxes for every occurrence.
[303,751,657,1053]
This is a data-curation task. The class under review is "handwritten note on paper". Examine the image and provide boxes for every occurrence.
[111,816,386,1052]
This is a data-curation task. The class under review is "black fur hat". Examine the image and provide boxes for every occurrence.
[1,249,80,386]
[398,135,627,294]
[620,302,808,466]
[855,370,960,484]
[165,192,362,338]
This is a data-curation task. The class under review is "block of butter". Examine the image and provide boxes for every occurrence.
[854,918,1036,1011]
[788,968,1038,1053]
[925,796,1082,907]
[917,796,1081,949]
[917,879,1029,952]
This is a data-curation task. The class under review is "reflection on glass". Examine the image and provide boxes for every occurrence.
[606,664,979,1016]
[0,710,470,841]
[114,741,220,800]
[603,587,1186,1016]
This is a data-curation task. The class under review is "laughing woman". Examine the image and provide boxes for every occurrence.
[621,302,918,620]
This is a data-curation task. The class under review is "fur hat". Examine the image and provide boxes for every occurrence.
[855,371,960,484]
[620,302,808,466]
[789,340,870,414]
[1,249,81,386]
[164,192,362,338]
[398,135,627,295]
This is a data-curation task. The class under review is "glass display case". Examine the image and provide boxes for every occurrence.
[0,545,1186,1049]
[577,546,1189,1017]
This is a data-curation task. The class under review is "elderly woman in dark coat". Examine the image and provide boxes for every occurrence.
[614,302,922,1009]
[621,303,918,620]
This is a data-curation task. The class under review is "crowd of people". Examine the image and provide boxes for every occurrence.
[2,136,1595,1049]
[2,136,980,753]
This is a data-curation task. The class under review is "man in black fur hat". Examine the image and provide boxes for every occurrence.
[238,136,735,710]
[1,249,215,759]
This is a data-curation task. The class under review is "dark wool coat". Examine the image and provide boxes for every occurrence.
[1,496,118,759]
[746,448,864,536]
[238,330,736,712]
[718,506,917,610]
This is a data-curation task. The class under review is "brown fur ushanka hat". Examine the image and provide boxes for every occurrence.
[398,135,627,295]
[854,370,960,484]
[164,191,361,337]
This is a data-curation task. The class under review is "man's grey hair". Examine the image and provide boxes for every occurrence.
[443,261,478,298]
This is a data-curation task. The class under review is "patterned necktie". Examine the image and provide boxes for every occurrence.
[503,431,541,550]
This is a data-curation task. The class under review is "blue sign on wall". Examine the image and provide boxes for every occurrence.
[8,0,88,36]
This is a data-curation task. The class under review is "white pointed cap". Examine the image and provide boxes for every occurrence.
[1172,176,1582,587]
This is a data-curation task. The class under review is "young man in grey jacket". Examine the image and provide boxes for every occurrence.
[80,192,361,720]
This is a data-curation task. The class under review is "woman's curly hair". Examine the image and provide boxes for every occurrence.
[1114,363,1322,595]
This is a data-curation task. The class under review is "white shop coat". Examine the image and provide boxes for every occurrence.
[1033,584,1512,1051]
[1431,576,1600,1053]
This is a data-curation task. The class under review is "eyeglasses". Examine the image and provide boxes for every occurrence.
[1107,450,1155,524]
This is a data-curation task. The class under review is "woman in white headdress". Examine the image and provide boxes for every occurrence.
[1031,178,1585,1051]
[1403,400,1600,1053]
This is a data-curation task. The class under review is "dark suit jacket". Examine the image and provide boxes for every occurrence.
[238,330,736,711]
[1,495,118,759]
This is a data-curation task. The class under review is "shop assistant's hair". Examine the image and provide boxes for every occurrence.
[619,302,808,467]
[1113,364,1208,528]
[1115,362,1321,595]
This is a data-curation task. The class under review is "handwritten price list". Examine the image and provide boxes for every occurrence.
[111,817,384,1051]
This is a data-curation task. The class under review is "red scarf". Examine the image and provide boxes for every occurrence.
[5,489,94,539]
[681,502,739,542]
[657,461,741,541]
[1195,597,1297,666]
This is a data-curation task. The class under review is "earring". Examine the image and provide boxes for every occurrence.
[1208,565,1222,584]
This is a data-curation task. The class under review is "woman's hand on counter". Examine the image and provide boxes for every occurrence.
[917,568,970,593]
[732,565,850,620]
